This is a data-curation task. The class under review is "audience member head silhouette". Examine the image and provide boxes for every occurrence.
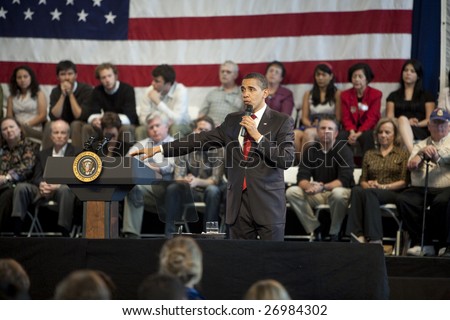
[159,236,203,288]
[54,269,112,300]
[244,279,291,300]
[0,258,30,300]
[138,273,186,300]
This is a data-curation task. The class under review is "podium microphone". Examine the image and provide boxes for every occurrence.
[83,136,96,151]
[240,105,253,137]
[96,134,113,153]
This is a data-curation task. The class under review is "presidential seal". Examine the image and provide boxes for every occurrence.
[73,151,102,182]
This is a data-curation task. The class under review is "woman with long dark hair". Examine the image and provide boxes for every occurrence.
[6,65,47,140]
[386,59,435,153]
[294,63,341,155]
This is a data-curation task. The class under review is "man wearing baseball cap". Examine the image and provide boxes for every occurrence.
[396,108,450,256]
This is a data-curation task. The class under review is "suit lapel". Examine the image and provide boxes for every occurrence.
[258,107,272,137]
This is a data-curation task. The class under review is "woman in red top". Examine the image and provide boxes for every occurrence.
[340,63,382,153]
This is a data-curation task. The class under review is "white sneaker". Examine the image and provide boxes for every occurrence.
[406,245,435,256]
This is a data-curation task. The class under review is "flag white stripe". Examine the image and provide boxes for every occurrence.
[0,34,411,65]
[130,0,413,18]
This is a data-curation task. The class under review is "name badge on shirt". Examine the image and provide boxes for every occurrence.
[358,102,368,112]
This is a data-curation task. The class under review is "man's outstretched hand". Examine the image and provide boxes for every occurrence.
[129,146,161,160]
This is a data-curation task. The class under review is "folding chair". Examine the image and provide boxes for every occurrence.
[27,199,59,237]
[380,203,405,256]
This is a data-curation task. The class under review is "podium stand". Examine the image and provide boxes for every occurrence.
[44,156,158,239]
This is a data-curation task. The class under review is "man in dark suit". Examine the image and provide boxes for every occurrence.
[130,73,295,240]
[11,120,81,236]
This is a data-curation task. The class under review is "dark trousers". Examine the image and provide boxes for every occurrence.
[165,182,222,236]
[229,190,285,241]
[0,184,14,231]
[395,187,450,245]
[346,186,400,241]
[337,130,375,154]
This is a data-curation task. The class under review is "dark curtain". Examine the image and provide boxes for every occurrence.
[412,0,441,100]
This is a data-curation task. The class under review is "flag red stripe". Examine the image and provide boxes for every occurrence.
[0,59,405,87]
[128,10,412,40]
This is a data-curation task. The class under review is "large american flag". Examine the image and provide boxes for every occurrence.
[0,0,413,117]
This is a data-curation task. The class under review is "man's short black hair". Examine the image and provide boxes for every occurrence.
[152,64,176,84]
[56,60,77,75]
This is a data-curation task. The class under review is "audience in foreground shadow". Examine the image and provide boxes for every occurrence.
[0,258,30,299]
[138,273,186,300]
[244,279,291,300]
[159,236,205,299]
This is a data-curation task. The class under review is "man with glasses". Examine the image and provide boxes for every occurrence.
[198,61,243,126]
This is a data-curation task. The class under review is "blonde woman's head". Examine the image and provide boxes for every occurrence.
[244,279,291,300]
[159,236,203,287]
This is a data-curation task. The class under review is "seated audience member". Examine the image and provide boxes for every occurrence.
[264,60,295,116]
[0,118,39,232]
[396,108,450,256]
[386,59,435,153]
[11,120,81,237]
[96,112,132,157]
[122,112,175,238]
[294,63,341,157]
[346,118,409,244]
[159,236,205,300]
[286,115,354,241]
[198,61,243,126]
[138,273,186,300]
[438,70,450,113]
[244,279,291,300]
[83,63,138,144]
[54,270,112,300]
[0,258,30,300]
[46,60,93,149]
[136,64,190,140]
[340,63,381,153]
[6,65,47,141]
[166,116,224,233]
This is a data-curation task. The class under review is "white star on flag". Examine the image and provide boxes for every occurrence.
[50,8,62,21]
[104,11,116,24]
[39,0,47,5]
[93,0,103,7]
[0,7,7,19]
[77,9,88,22]
[24,8,34,20]
[12,0,21,5]
[66,0,74,6]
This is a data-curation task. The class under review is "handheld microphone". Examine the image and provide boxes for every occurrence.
[240,105,253,137]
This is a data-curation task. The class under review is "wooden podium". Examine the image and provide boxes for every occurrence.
[44,156,158,239]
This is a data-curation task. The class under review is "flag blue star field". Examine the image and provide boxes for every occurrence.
[0,0,413,111]
[0,0,129,40]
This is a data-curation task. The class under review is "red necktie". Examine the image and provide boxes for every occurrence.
[242,114,257,191]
